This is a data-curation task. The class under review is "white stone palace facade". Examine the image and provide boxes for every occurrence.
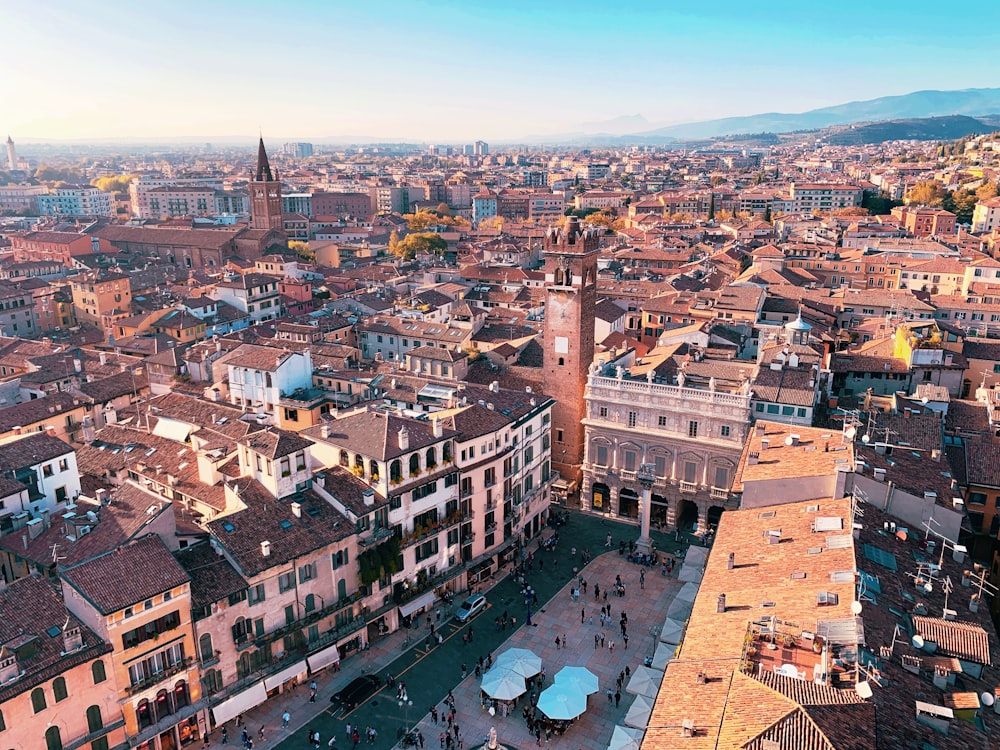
[580,363,752,534]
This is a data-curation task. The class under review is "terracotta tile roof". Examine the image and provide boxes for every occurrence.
[912,616,991,665]
[62,535,189,614]
[734,422,853,493]
[207,478,352,578]
[238,427,313,460]
[0,391,83,433]
[0,576,111,703]
[303,409,458,462]
[752,367,818,407]
[960,440,1000,488]
[175,541,248,609]
[0,432,73,468]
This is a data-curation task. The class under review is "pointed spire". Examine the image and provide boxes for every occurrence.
[255,137,273,182]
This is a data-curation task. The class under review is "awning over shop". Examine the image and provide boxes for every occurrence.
[211,681,267,727]
[263,660,307,691]
[307,642,342,673]
[469,557,494,575]
[398,591,436,618]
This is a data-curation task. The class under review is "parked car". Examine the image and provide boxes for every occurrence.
[331,675,381,709]
[455,593,487,622]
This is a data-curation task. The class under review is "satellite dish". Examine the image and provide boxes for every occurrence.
[844,426,857,440]
[785,436,794,446]
[911,635,925,650]
[923,582,933,594]
[855,681,873,700]
[982,692,996,707]
[861,433,871,444]
[850,601,863,615]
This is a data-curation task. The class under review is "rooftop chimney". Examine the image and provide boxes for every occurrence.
[261,540,271,557]
[728,553,735,570]
[62,626,83,653]
[717,593,727,613]
[489,381,499,393]
[291,502,302,518]
[398,426,409,451]
[432,416,443,438]
[321,424,330,439]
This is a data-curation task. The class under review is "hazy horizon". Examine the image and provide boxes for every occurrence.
[6,0,1000,142]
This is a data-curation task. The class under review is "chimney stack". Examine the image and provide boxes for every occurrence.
[291,502,302,518]
[63,625,83,653]
[717,593,727,613]
[261,540,271,557]
[398,426,409,450]
[728,552,735,570]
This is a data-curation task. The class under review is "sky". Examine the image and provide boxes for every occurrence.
[5,0,1000,143]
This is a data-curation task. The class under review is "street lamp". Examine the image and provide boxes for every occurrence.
[398,698,413,739]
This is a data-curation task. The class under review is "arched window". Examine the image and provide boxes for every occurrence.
[390,460,402,482]
[369,460,379,481]
[174,680,189,710]
[426,448,436,468]
[409,454,420,476]
[339,450,349,467]
[44,726,61,750]
[199,633,214,662]
[155,688,171,719]
[31,687,46,713]
[305,593,316,613]
[86,705,103,733]
[136,698,153,729]
[354,454,364,470]
[52,676,67,702]
[92,660,106,684]
[442,442,452,463]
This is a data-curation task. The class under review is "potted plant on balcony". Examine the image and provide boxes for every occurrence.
[350,465,364,478]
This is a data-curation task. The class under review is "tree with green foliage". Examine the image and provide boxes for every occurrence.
[907,181,946,207]
[392,232,448,260]
[763,206,772,223]
[861,192,902,216]
[91,174,137,194]
[289,240,313,261]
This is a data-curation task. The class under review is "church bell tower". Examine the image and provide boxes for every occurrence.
[250,138,283,231]
[542,216,599,488]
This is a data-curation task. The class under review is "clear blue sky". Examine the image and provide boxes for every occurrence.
[5,0,999,142]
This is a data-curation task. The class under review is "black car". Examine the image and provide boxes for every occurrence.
[330,675,381,709]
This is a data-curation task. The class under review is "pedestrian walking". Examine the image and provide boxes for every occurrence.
[609,639,615,653]
[594,584,600,600]
[555,636,561,650]
[625,665,631,677]
[258,726,265,741]
[282,711,291,728]
[600,632,606,647]
[615,690,621,707]
[594,633,599,649]
[581,608,585,624]
[221,727,228,745]
[639,569,645,590]
[431,706,438,724]
[461,663,467,679]
[606,688,613,704]
[624,633,629,649]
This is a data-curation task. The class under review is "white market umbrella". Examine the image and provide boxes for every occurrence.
[675,581,700,603]
[623,695,653,729]
[659,617,685,645]
[650,642,674,671]
[481,668,527,700]
[555,665,599,695]
[625,665,663,699]
[495,647,542,678]
[607,725,645,750]
[537,683,588,721]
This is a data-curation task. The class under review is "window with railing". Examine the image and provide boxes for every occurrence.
[127,643,186,689]
[121,610,181,650]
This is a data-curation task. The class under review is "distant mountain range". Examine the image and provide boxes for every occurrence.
[821,115,996,145]
[633,87,1000,140]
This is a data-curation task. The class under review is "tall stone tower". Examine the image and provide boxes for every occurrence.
[542,216,599,488]
[250,138,283,231]
[6,136,17,171]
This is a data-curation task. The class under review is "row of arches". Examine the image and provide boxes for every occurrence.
[339,444,454,483]
[590,483,725,532]
[136,680,189,730]
[589,438,735,489]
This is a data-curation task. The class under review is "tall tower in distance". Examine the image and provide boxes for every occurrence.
[250,138,283,231]
[542,216,599,491]
[6,136,17,171]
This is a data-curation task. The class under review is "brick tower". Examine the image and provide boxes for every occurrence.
[250,138,283,231]
[542,216,599,489]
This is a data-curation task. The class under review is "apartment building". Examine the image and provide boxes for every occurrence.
[788,182,863,212]
[129,177,224,218]
[892,205,958,237]
[70,270,132,332]
[10,230,102,266]
[211,273,282,324]
[0,279,39,337]
[0,576,125,750]
[222,345,313,412]
[972,196,1000,233]
[38,185,113,217]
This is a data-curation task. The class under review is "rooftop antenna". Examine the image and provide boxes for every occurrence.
[941,575,954,616]
[50,543,66,565]
[969,565,999,610]
[921,515,956,569]
[880,624,905,659]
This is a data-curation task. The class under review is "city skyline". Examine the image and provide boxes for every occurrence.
[6,0,1000,142]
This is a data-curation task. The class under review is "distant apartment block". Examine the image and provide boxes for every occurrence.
[129,176,223,217]
[891,205,957,237]
[788,182,862,212]
[38,185,113,217]
[283,142,314,157]
[0,184,46,214]
[972,196,1000,233]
